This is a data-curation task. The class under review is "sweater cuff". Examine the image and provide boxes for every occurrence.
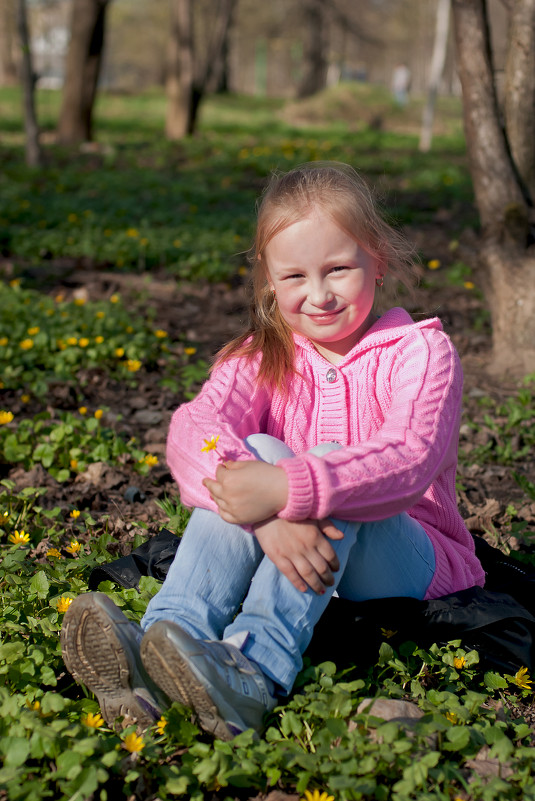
[277,456,315,520]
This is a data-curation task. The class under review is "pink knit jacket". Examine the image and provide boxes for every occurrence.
[166,307,485,600]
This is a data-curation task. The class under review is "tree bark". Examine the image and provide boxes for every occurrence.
[57,0,110,144]
[419,0,451,153]
[16,0,42,167]
[504,0,535,201]
[0,0,18,86]
[297,0,328,99]
[452,0,535,376]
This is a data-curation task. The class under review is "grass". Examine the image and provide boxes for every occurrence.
[1,86,535,801]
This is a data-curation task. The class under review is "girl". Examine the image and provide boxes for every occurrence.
[61,162,485,741]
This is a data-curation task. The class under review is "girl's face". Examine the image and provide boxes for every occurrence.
[264,207,381,364]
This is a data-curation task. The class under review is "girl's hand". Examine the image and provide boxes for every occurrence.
[203,461,289,525]
[253,517,344,594]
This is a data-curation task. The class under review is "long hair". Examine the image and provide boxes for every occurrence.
[215,162,417,390]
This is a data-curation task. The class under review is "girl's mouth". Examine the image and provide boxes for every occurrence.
[307,308,344,322]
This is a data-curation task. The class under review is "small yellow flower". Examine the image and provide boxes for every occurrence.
[68,213,78,223]
[26,699,41,712]
[115,347,125,358]
[95,336,104,344]
[126,228,139,238]
[427,259,441,270]
[126,359,142,372]
[238,266,248,276]
[464,281,475,290]
[19,338,34,350]
[10,278,21,287]
[0,337,8,346]
[57,596,73,613]
[67,337,78,346]
[453,656,466,670]
[27,326,40,336]
[125,326,134,334]
[21,394,30,403]
[0,411,14,425]
[79,338,90,348]
[47,547,62,559]
[201,435,220,453]
[155,716,167,735]
[301,790,335,801]
[94,409,103,420]
[82,712,105,728]
[78,406,87,415]
[184,346,197,356]
[154,329,167,338]
[123,732,144,753]
[380,628,398,639]
[74,297,86,306]
[70,509,81,519]
[96,311,105,319]
[9,530,30,545]
[445,711,458,723]
[514,666,533,690]
[110,294,119,303]
[66,540,82,555]
[70,459,78,470]
[55,293,65,303]
[144,454,159,467]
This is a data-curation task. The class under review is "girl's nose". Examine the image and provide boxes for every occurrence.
[309,284,334,307]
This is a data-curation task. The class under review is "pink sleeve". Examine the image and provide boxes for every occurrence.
[166,356,270,511]
[277,328,463,521]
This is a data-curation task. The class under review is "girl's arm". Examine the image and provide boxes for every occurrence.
[166,355,270,512]
[277,326,464,522]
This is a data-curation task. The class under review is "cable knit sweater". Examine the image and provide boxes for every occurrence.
[166,307,485,600]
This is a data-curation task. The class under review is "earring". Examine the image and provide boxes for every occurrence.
[375,276,384,288]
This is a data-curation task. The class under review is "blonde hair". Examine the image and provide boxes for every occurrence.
[216,162,417,389]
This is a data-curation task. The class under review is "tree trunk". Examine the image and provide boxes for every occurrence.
[504,0,535,201]
[57,0,109,144]
[452,0,535,375]
[297,0,328,99]
[419,0,451,153]
[0,0,18,86]
[16,0,42,167]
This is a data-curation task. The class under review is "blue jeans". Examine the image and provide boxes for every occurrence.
[142,434,435,692]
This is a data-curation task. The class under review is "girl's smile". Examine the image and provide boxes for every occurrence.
[265,208,382,364]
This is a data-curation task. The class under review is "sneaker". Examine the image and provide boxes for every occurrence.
[141,621,277,741]
[61,592,169,729]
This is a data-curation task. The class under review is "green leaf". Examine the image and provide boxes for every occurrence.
[483,671,508,690]
[29,570,50,599]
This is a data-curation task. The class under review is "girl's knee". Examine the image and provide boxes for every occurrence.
[244,434,295,464]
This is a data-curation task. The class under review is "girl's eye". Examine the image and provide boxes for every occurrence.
[331,265,348,273]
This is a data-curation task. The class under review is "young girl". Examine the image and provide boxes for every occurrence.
[61,162,485,741]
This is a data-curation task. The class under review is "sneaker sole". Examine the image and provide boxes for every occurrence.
[141,622,238,741]
[60,593,159,730]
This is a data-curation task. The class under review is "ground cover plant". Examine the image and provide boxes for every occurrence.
[1,86,535,801]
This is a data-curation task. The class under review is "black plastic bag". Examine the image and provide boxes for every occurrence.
[88,529,535,673]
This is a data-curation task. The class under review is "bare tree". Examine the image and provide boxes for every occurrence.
[451,0,535,375]
[419,0,451,152]
[16,0,42,167]
[297,0,328,98]
[0,0,19,86]
[57,0,110,144]
[165,0,236,139]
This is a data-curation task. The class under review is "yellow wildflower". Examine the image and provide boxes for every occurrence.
[427,259,441,270]
[74,298,86,306]
[95,336,104,344]
[79,338,90,348]
[26,699,41,712]
[10,278,21,287]
[78,406,87,415]
[238,266,248,276]
[380,628,397,639]
[125,326,133,334]
[464,281,475,290]
[302,791,335,801]
[201,435,220,453]
[67,337,78,346]
[82,712,105,728]
[154,329,168,338]
[27,326,40,336]
[47,548,62,559]
[21,394,30,403]
[20,338,34,350]
[9,530,30,545]
[57,596,73,613]
[70,509,81,519]
[453,656,466,670]
[184,346,197,356]
[173,239,182,248]
[0,411,14,425]
[55,293,65,303]
[115,347,125,358]
[70,459,78,470]
[94,409,103,420]
[143,454,159,467]
[123,732,144,753]
[110,294,120,303]
[126,228,139,238]
[156,716,167,735]
[445,711,458,723]
[0,337,8,346]
[66,540,82,555]
[126,359,142,372]
[514,666,533,690]
[96,311,105,319]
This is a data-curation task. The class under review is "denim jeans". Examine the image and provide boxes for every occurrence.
[142,434,435,691]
